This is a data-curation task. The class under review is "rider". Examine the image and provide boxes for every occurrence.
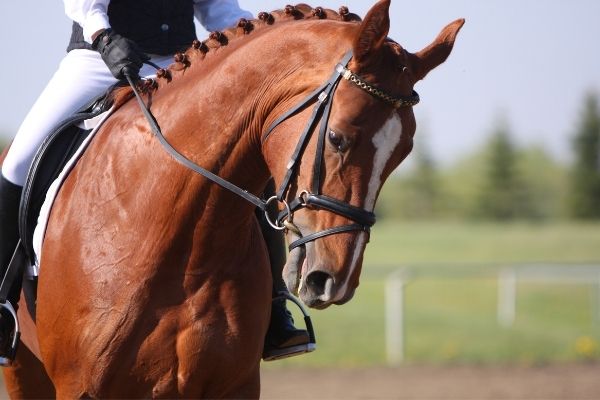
[0,0,309,366]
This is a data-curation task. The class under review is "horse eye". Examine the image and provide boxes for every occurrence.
[328,130,350,153]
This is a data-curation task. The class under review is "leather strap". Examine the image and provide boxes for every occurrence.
[311,81,337,195]
[275,95,328,201]
[126,74,267,211]
[271,51,354,202]
[288,224,369,250]
[261,81,329,145]
[305,194,375,227]
[261,51,354,145]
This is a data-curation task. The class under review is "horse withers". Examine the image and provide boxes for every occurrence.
[3,1,463,397]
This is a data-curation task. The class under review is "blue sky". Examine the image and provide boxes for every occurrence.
[1,1,599,166]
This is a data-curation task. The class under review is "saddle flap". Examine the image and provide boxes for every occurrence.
[18,94,112,265]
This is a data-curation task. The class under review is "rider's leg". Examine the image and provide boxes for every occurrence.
[3,50,118,186]
[3,49,170,186]
[259,180,312,360]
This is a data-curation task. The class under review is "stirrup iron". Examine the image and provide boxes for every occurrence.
[0,243,26,367]
[263,292,316,362]
[0,301,20,367]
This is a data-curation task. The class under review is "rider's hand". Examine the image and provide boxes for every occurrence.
[92,29,149,81]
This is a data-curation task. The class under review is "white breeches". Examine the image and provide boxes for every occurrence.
[2,49,172,186]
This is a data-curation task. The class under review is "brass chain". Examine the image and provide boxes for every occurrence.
[340,68,420,108]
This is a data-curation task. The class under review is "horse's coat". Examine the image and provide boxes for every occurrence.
[3,1,463,397]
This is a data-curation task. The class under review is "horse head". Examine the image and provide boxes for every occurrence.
[262,0,464,309]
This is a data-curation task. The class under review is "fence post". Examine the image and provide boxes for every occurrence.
[498,268,516,327]
[386,269,407,366]
[594,273,600,326]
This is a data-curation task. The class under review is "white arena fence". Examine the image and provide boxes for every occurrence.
[385,264,600,366]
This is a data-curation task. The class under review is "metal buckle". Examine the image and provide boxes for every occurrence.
[298,190,310,206]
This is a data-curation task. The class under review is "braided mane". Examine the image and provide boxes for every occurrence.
[112,4,361,104]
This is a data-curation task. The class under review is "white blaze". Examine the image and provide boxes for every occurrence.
[334,114,403,301]
[365,113,403,210]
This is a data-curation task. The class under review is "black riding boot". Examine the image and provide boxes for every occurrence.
[258,182,312,361]
[0,175,23,366]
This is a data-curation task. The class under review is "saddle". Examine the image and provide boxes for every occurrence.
[0,91,113,318]
[20,94,113,266]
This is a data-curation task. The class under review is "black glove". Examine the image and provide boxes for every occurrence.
[92,29,149,80]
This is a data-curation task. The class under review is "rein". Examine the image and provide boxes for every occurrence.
[125,72,268,211]
[125,50,419,250]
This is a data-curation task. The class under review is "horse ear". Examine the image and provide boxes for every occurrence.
[353,0,391,63]
[413,18,465,81]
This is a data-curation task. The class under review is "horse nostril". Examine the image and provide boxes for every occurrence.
[305,270,334,300]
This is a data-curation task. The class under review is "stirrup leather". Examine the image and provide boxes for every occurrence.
[263,292,316,362]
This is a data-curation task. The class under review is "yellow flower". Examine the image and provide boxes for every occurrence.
[575,336,599,359]
[441,340,459,360]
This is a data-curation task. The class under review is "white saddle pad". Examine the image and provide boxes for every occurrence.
[30,109,113,277]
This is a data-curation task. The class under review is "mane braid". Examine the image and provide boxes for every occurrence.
[109,3,361,106]
[173,3,360,76]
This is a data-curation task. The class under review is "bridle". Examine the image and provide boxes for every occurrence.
[126,50,419,251]
[260,51,419,250]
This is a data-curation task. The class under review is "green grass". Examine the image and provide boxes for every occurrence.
[403,280,599,364]
[365,220,600,266]
[265,221,600,368]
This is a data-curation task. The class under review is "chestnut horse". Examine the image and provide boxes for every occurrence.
[3,1,462,397]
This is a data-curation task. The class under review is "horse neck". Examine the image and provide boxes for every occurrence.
[150,21,357,227]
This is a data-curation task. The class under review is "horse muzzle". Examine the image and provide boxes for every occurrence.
[284,247,357,309]
[299,268,356,308]
[300,270,336,309]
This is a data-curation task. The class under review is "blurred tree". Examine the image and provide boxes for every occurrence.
[376,120,568,222]
[401,139,443,218]
[441,151,485,219]
[374,173,401,221]
[568,92,600,219]
[376,134,444,220]
[474,119,535,220]
[517,146,567,220]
